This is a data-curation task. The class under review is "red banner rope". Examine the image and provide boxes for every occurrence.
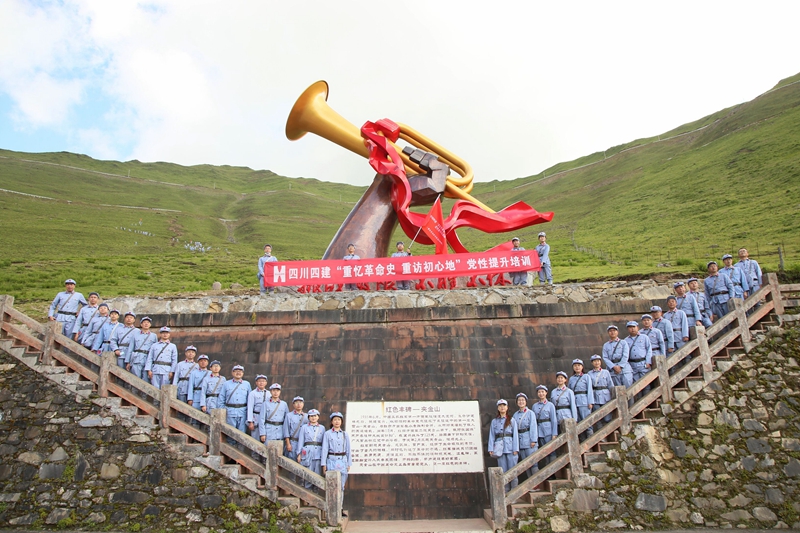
[361,119,554,253]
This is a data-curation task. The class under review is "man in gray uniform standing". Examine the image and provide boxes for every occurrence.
[704,261,734,322]
[257,244,278,294]
[146,327,178,390]
[673,281,702,327]
[48,279,87,338]
[391,241,413,290]
[343,244,360,291]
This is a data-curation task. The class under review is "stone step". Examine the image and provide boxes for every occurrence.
[74,381,95,391]
[181,443,207,457]
[673,390,691,403]
[687,378,705,393]
[547,479,573,493]
[297,506,321,519]
[526,487,553,504]
[278,496,301,508]
[716,360,735,372]
[167,433,188,445]
[598,440,620,451]
[59,373,79,385]
[132,415,157,429]
[631,418,652,426]
[198,454,223,469]
[239,473,263,492]
[509,503,535,517]
[40,365,68,375]
[110,406,139,420]
[219,464,241,481]
[644,408,662,420]
[584,451,607,465]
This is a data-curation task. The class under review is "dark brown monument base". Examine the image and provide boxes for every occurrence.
[149,298,661,520]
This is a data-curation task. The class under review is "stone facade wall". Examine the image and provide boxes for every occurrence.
[513,322,800,533]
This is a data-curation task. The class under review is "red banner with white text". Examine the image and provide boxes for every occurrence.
[262,249,540,288]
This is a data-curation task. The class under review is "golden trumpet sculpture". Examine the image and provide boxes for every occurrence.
[286,81,493,213]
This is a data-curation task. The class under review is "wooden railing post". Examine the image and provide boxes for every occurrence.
[695,325,713,372]
[653,355,672,404]
[266,440,281,490]
[160,384,178,429]
[615,385,631,435]
[767,273,784,315]
[97,352,115,397]
[325,469,342,527]
[41,320,62,366]
[208,409,226,455]
[0,295,13,332]
[488,466,507,530]
[563,418,584,475]
[730,298,751,343]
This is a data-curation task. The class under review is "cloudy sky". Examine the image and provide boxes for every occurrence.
[1,0,799,187]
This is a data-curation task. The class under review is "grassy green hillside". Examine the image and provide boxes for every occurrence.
[2,72,799,312]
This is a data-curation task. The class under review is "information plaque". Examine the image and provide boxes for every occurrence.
[347,401,484,474]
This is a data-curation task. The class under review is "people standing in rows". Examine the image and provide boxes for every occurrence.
[721,254,749,300]
[188,355,210,420]
[512,393,537,478]
[92,308,120,355]
[297,409,325,490]
[588,354,613,430]
[648,307,673,354]
[736,248,762,294]
[640,314,666,356]
[509,237,527,286]
[704,261,734,322]
[687,278,712,327]
[128,317,156,378]
[48,279,87,338]
[146,327,178,389]
[247,375,270,444]
[220,365,251,445]
[673,281,702,327]
[532,385,557,468]
[259,383,289,444]
[73,291,100,343]
[284,396,308,464]
[664,296,689,351]
[111,312,138,369]
[536,232,552,285]
[488,399,519,493]
[322,412,351,513]
[81,303,109,351]
[567,360,594,440]
[551,371,578,423]
[391,241,413,290]
[602,325,632,387]
[200,360,225,412]
[257,244,278,294]
[343,244,360,291]
[173,345,199,403]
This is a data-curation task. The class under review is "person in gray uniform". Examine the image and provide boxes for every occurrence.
[297,409,325,490]
[48,279,87,338]
[188,355,210,422]
[509,237,527,286]
[127,317,157,378]
[284,396,308,463]
[721,254,749,300]
[200,361,226,413]
[111,312,138,369]
[73,292,101,344]
[322,412,351,513]
[567,359,594,440]
[602,325,632,387]
[551,371,578,423]
[489,399,519,493]
[664,296,689,350]
[81,303,109,351]
[259,383,289,445]
[535,232,552,285]
[92,308,120,355]
[247,374,270,443]
[736,248,762,294]
[145,326,178,390]
[649,306,674,354]
[674,281,702,327]
[704,261,734,321]
[533,385,557,469]
[588,354,613,430]
[687,277,712,327]
[641,313,667,356]
[625,320,653,399]
[512,393,538,478]
[391,241,413,290]
[220,365,252,445]
[173,345,199,404]
[258,244,278,294]
[343,244,360,291]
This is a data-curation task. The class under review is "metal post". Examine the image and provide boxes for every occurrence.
[653,355,672,404]
[488,466,507,530]
[160,384,177,429]
[563,418,584,475]
[696,326,713,373]
[325,469,342,526]
[615,386,631,435]
[97,352,115,397]
[209,409,226,456]
[768,273,784,315]
[41,320,62,366]
[730,298,751,343]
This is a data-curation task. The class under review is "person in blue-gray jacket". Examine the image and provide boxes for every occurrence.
[687,277,712,327]
[92,308,120,355]
[322,412,351,513]
[187,354,210,415]
[602,325,632,387]
[48,279,87,338]
[111,312,137,369]
[535,232,552,284]
[704,261,735,321]
[73,291,100,343]
[533,385,557,470]
[220,365,252,445]
[674,281,702,327]
[489,399,519,493]
[247,375,270,443]
[297,409,325,490]
[551,371,578,423]
[736,248,762,295]
[257,244,278,294]
[640,314,666,356]
[509,237,528,286]
[127,317,157,376]
[567,359,594,440]
[721,254,749,300]
[81,303,109,351]
[259,383,289,445]
[512,393,538,478]
[146,327,178,389]
[173,345,199,404]
[649,306,675,354]
[625,321,652,385]
[284,396,308,462]
[200,361,226,412]
[588,355,613,430]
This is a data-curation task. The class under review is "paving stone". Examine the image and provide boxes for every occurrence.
[785,458,800,477]
[746,437,772,453]
[45,507,71,524]
[550,515,571,532]
[753,506,778,522]
[570,489,599,511]
[721,509,753,521]
[635,493,667,512]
